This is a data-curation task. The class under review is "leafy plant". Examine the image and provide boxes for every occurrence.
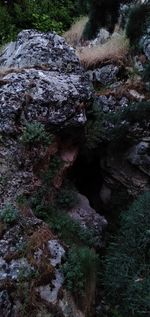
[103,192,150,317]
[83,0,120,40]
[56,188,78,209]
[21,122,54,146]
[126,3,150,47]
[143,63,150,82]
[42,155,62,185]
[0,203,18,224]
[48,210,96,246]
[63,246,98,294]
[0,4,16,44]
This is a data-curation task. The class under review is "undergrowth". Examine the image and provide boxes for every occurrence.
[103,192,150,317]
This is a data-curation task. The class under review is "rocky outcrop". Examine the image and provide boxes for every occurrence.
[0,30,93,207]
[0,30,101,317]
[0,29,81,73]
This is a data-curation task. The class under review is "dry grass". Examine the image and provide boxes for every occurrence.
[76,32,129,69]
[63,16,88,47]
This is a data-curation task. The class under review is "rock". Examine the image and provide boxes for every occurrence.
[127,141,150,176]
[96,95,116,112]
[129,89,145,101]
[134,56,144,72]
[119,97,129,108]
[69,193,107,248]
[86,64,119,85]
[0,29,92,207]
[0,69,90,134]
[89,28,110,46]
[140,33,150,61]
[0,290,12,317]
[37,239,65,306]
[0,29,81,73]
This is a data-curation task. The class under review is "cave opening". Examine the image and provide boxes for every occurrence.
[68,149,104,213]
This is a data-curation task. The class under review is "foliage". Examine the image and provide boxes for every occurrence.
[0,0,90,44]
[84,100,150,151]
[48,210,96,247]
[126,3,150,47]
[0,203,18,224]
[56,188,78,209]
[21,122,54,146]
[103,192,150,317]
[42,155,62,185]
[63,246,98,294]
[0,4,16,44]
[83,0,120,40]
[143,63,150,82]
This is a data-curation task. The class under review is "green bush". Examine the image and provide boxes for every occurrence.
[21,122,54,146]
[0,4,16,44]
[143,63,150,82]
[48,210,96,246]
[126,3,150,47]
[103,192,150,317]
[83,0,120,40]
[0,203,18,224]
[41,155,62,185]
[56,188,78,209]
[63,246,98,294]
[84,100,150,152]
[0,0,89,43]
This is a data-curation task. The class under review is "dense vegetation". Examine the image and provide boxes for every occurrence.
[103,192,150,317]
[0,0,89,44]
[126,2,150,47]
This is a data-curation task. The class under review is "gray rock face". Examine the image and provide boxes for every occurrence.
[0,29,81,73]
[140,34,150,61]
[86,64,119,85]
[0,29,92,207]
[0,68,90,134]
[70,193,107,248]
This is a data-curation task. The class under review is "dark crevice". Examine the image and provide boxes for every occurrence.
[68,150,104,212]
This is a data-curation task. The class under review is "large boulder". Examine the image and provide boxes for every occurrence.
[0,30,92,207]
[0,29,81,73]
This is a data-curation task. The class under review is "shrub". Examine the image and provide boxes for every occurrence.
[84,100,150,152]
[0,0,89,43]
[48,210,96,246]
[21,122,54,146]
[126,3,150,47]
[56,188,78,209]
[63,246,98,294]
[0,203,18,224]
[143,63,150,82]
[41,155,62,185]
[103,192,150,316]
[83,0,120,40]
[0,4,16,44]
